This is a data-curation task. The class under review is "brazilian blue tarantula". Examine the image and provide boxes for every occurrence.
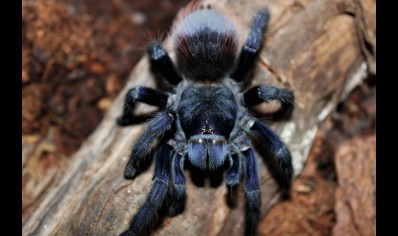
[117,2,294,236]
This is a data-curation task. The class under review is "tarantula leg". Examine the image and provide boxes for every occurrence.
[124,109,175,179]
[226,153,241,188]
[120,144,172,236]
[225,153,241,207]
[249,120,293,190]
[147,43,183,85]
[117,87,168,126]
[167,153,186,216]
[242,148,261,236]
[243,85,295,120]
[231,9,269,82]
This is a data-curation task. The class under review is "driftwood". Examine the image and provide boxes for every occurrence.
[333,135,376,236]
[22,0,376,235]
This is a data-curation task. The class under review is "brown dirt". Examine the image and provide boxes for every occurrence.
[22,0,190,155]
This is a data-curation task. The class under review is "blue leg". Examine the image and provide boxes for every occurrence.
[249,120,293,190]
[231,9,269,82]
[167,153,186,216]
[124,110,175,179]
[225,153,241,208]
[226,153,241,188]
[242,148,261,236]
[120,144,172,236]
[147,43,183,85]
[243,85,294,120]
[117,86,168,126]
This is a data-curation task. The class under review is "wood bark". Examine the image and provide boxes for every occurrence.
[333,135,376,236]
[22,0,376,235]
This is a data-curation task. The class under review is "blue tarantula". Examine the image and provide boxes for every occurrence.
[117,2,294,236]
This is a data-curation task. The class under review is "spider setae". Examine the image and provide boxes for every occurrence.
[117,2,294,236]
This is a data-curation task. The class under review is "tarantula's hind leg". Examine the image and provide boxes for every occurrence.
[243,85,295,120]
[231,9,269,82]
[248,120,293,190]
[166,153,186,216]
[242,148,261,236]
[117,87,168,126]
[120,144,173,236]
[147,43,183,85]
[124,109,175,179]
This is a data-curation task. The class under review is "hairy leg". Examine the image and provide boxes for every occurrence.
[147,43,183,85]
[242,148,261,236]
[243,85,294,120]
[225,153,242,208]
[226,153,241,188]
[120,144,173,236]
[167,153,186,216]
[124,109,175,179]
[231,9,269,82]
[247,120,293,190]
[117,87,168,126]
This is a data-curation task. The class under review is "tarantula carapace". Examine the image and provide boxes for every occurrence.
[117,2,294,236]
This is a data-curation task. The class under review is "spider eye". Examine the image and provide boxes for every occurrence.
[201,126,213,134]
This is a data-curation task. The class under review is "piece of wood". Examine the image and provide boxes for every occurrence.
[333,135,376,236]
[22,0,375,235]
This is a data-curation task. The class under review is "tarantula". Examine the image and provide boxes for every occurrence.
[117,2,294,236]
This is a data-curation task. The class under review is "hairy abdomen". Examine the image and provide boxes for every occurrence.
[172,9,239,81]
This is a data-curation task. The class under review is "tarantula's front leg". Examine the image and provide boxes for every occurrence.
[231,9,269,82]
[167,153,186,216]
[243,85,294,120]
[225,153,242,207]
[241,148,261,236]
[226,153,241,188]
[117,87,168,126]
[124,109,175,179]
[247,119,293,190]
[120,144,173,236]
